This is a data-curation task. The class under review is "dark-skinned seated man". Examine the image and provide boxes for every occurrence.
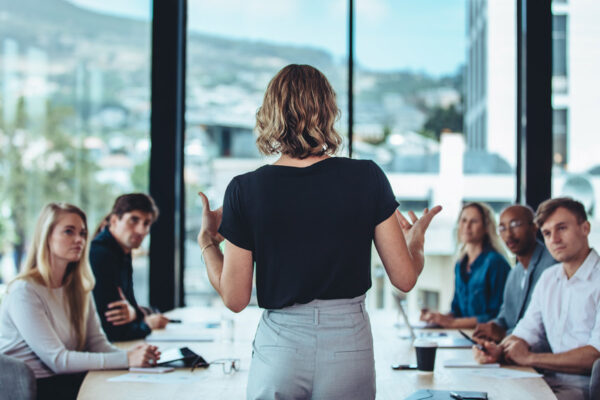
[473,205,555,344]
[474,198,600,400]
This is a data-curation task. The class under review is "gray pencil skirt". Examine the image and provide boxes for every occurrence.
[246,294,375,400]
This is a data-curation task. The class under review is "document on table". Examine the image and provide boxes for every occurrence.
[443,359,500,368]
[457,368,543,379]
[108,373,209,384]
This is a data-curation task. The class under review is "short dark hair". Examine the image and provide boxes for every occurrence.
[94,193,159,237]
[534,197,587,228]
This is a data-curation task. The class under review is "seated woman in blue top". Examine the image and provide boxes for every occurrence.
[421,202,510,329]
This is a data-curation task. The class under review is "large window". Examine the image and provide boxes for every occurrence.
[551,0,600,240]
[0,0,152,301]
[3,0,588,310]
[355,0,516,315]
[184,0,348,305]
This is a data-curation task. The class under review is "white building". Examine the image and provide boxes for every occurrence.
[465,0,600,175]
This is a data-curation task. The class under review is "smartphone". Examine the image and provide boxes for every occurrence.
[458,330,487,354]
[391,363,418,370]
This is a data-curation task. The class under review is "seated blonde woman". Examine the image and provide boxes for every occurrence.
[421,202,511,329]
[0,203,159,400]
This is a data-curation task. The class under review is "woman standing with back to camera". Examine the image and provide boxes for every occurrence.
[198,64,441,399]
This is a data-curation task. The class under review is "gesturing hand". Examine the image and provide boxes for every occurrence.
[395,206,442,247]
[197,192,224,248]
[105,287,137,326]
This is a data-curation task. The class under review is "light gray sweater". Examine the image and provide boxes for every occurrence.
[0,279,128,378]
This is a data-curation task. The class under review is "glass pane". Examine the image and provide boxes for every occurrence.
[356,0,516,315]
[551,1,600,235]
[184,0,348,305]
[0,1,153,302]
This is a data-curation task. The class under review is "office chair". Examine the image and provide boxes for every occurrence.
[0,354,36,400]
[591,358,600,400]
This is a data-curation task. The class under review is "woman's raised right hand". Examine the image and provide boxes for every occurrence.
[198,192,224,248]
[395,206,442,248]
[127,344,161,367]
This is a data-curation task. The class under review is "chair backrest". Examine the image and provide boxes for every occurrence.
[591,358,600,400]
[0,354,37,400]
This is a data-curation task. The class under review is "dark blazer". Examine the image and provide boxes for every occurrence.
[89,228,151,341]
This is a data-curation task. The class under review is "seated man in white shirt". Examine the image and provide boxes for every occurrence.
[474,197,600,400]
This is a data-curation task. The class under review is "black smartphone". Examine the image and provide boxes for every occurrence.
[391,363,418,370]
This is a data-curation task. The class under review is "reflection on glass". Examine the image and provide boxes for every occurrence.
[0,1,152,302]
[355,0,516,316]
[551,1,600,230]
[184,0,348,305]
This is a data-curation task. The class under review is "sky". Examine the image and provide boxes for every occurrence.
[67,0,465,77]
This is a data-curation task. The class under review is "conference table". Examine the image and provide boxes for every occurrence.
[78,306,556,399]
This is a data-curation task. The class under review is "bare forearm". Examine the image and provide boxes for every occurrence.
[527,346,600,374]
[201,238,224,295]
[408,241,425,276]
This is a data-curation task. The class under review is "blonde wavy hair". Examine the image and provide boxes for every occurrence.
[456,202,508,261]
[13,203,95,350]
[255,64,342,159]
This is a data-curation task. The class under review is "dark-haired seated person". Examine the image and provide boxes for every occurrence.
[0,203,159,400]
[421,202,511,329]
[90,193,169,342]
[473,205,556,343]
[475,198,600,400]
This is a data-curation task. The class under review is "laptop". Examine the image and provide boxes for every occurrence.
[395,296,474,349]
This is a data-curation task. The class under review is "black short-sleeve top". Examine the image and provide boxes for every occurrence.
[218,157,399,309]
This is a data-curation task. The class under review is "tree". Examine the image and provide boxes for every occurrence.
[419,103,463,141]
[0,96,117,271]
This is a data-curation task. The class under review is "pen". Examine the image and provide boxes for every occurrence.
[458,330,487,354]
[168,319,182,323]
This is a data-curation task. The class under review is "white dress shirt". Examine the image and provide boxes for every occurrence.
[512,248,600,353]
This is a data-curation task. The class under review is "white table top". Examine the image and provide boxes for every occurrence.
[78,306,556,400]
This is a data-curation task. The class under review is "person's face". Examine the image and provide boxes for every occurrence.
[498,207,537,257]
[540,207,590,263]
[48,213,87,264]
[458,206,486,245]
[110,210,154,251]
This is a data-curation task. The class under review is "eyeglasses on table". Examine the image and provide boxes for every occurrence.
[191,357,240,374]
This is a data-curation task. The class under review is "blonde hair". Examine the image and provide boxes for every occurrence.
[13,203,95,350]
[255,64,342,159]
[456,202,508,261]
